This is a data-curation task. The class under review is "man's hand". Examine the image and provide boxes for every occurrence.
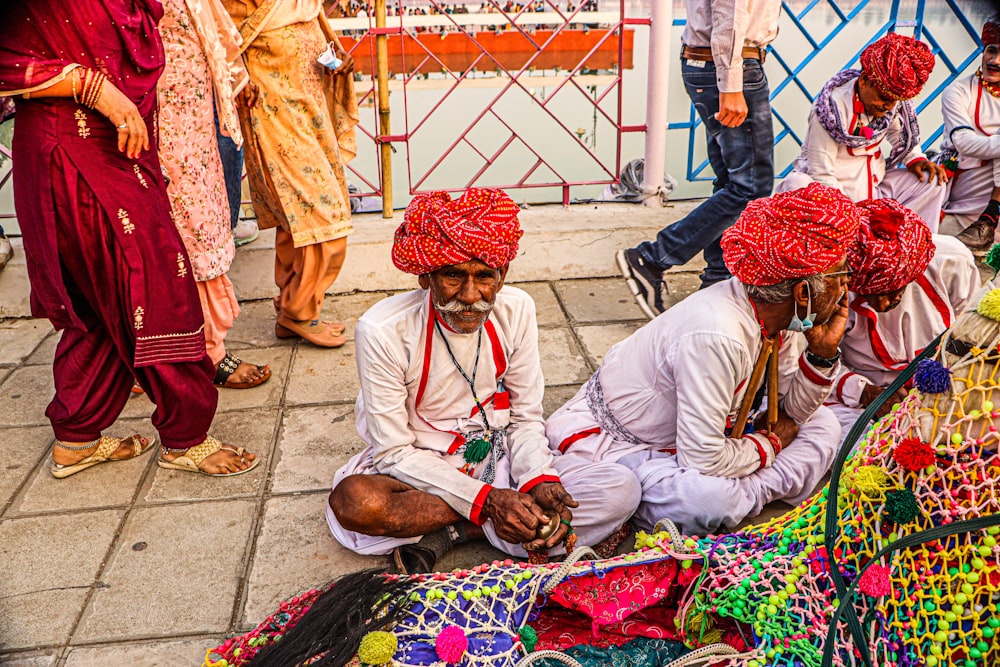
[754,407,799,450]
[804,290,849,358]
[908,158,949,186]
[715,91,748,128]
[523,482,579,551]
[333,45,356,76]
[860,384,908,418]
[481,488,545,545]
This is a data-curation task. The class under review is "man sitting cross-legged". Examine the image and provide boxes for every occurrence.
[546,183,858,535]
[327,188,640,573]
[827,197,981,437]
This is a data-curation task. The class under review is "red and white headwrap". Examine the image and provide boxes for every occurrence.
[721,183,861,287]
[392,188,523,275]
[860,33,935,101]
[847,198,934,295]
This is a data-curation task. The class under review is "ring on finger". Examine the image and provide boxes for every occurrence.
[117,123,128,130]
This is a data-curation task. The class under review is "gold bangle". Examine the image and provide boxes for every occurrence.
[71,68,79,104]
[88,74,105,108]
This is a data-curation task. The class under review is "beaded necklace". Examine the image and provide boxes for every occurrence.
[434,319,493,465]
[977,68,1000,98]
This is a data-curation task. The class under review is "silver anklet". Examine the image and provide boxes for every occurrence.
[161,445,188,454]
[54,438,100,451]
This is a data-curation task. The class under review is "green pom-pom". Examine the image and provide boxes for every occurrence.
[463,437,491,464]
[985,243,1000,275]
[977,288,1000,322]
[358,630,397,665]
[519,625,538,653]
[883,488,920,524]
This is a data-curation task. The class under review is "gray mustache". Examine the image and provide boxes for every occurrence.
[436,299,492,313]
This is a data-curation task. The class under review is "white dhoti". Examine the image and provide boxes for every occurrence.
[614,407,841,535]
[941,162,996,235]
[326,449,641,558]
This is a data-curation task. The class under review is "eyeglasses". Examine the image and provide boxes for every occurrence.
[822,264,853,280]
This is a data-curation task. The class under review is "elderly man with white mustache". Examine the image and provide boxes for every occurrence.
[326,188,640,573]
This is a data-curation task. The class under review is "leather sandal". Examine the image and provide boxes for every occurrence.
[273,297,345,335]
[157,435,260,477]
[957,218,997,250]
[213,352,271,389]
[275,317,347,348]
[51,434,155,479]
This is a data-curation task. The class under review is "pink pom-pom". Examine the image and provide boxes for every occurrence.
[436,625,468,663]
[858,564,893,597]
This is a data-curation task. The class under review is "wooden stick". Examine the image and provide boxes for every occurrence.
[731,337,774,439]
[767,338,780,430]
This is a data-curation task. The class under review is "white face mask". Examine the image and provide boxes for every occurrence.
[787,282,815,332]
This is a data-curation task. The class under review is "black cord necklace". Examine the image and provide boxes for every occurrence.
[434,319,493,464]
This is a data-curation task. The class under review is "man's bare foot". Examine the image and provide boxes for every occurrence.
[52,435,149,467]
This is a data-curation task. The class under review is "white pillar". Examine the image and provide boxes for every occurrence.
[641,0,672,207]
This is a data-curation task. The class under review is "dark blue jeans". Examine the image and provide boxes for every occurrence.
[214,109,244,230]
[638,58,774,287]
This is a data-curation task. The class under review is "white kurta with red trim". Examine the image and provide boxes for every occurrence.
[327,286,641,556]
[544,278,841,534]
[829,235,980,435]
[779,77,946,230]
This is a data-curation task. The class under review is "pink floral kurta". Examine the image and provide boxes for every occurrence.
[158,0,236,282]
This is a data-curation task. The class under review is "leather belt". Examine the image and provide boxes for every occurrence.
[682,44,767,63]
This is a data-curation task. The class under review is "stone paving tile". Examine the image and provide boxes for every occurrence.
[0,426,51,514]
[319,291,394,343]
[0,367,53,428]
[15,417,154,516]
[0,653,57,666]
[662,272,704,311]
[538,328,591,385]
[141,408,278,504]
[222,300,296,351]
[553,278,647,323]
[271,404,365,495]
[514,282,568,327]
[0,510,123,651]
[213,346,292,414]
[74,500,256,642]
[575,322,644,367]
[21,333,56,367]
[285,343,358,406]
[542,384,582,419]
[242,493,384,627]
[0,368,9,388]
[0,320,52,366]
[63,636,216,667]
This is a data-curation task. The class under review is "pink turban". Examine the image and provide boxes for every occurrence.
[860,33,935,101]
[847,198,934,295]
[392,188,523,275]
[722,183,862,286]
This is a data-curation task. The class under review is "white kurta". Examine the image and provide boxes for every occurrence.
[940,73,1000,233]
[327,286,641,557]
[545,279,841,534]
[828,235,980,435]
[779,77,946,230]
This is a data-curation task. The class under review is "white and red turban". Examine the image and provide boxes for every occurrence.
[392,188,523,275]
[984,17,1000,47]
[860,33,935,101]
[847,198,934,295]
[721,183,861,287]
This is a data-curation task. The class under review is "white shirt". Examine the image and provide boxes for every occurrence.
[353,286,557,522]
[680,0,782,93]
[834,235,980,407]
[940,73,1000,168]
[791,78,926,201]
[548,279,837,478]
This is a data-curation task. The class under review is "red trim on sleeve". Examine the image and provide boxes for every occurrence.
[836,371,858,403]
[749,434,768,470]
[557,427,601,453]
[905,156,924,168]
[799,355,835,386]
[519,474,561,494]
[469,484,494,525]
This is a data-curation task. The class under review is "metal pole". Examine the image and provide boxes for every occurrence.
[376,0,393,218]
[641,0,671,207]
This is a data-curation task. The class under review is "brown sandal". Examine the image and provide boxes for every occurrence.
[213,353,271,389]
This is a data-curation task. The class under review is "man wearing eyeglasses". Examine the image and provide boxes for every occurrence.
[546,184,859,535]
[827,198,981,440]
[778,33,948,232]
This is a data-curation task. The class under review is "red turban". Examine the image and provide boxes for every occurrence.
[847,198,934,295]
[392,188,523,275]
[860,33,935,101]
[721,183,861,287]
[984,18,1000,47]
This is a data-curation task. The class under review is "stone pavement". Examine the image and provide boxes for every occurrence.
[0,262,715,666]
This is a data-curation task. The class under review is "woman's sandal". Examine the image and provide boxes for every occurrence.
[50,434,155,479]
[156,435,260,477]
[213,352,271,389]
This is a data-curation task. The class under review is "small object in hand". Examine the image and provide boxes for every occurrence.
[535,511,560,540]
[317,42,343,70]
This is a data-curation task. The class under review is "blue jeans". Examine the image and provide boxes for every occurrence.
[214,108,244,229]
[638,57,774,287]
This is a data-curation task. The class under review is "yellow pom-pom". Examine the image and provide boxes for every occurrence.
[358,630,398,665]
[850,465,892,497]
[976,288,1000,322]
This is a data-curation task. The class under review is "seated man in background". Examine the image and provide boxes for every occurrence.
[327,188,640,573]
[779,33,948,230]
[938,16,1000,249]
[828,198,981,435]
[545,183,858,535]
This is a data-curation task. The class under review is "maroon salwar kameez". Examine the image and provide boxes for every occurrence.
[0,0,217,449]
